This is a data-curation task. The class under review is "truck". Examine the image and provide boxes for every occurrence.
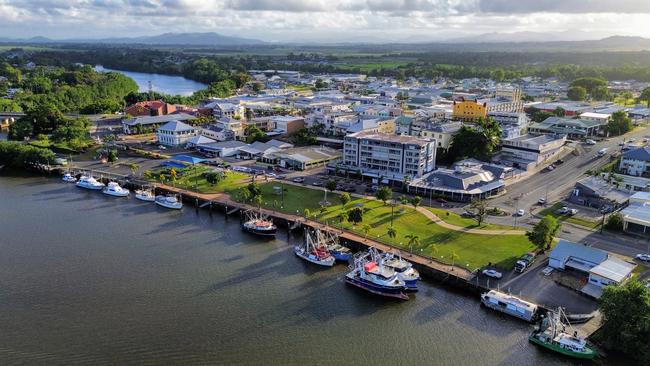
[514,252,537,273]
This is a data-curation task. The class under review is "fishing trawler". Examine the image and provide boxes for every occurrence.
[314,228,351,261]
[480,290,538,322]
[241,210,277,237]
[294,229,335,267]
[529,307,597,359]
[344,252,409,300]
[378,250,420,291]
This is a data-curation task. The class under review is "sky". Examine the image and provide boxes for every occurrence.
[1,0,650,42]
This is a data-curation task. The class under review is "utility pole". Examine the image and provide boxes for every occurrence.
[514,197,519,228]
[599,210,607,234]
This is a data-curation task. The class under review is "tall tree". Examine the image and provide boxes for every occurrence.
[375,186,392,205]
[469,199,488,226]
[526,215,560,251]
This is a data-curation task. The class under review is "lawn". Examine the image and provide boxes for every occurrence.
[236,183,534,270]
[151,166,249,194]
[538,203,601,229]
[427,208,517,231]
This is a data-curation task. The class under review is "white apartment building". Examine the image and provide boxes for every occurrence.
[157,120,199,147]
[342,131,436,183]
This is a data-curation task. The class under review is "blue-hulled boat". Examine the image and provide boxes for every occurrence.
[344,253,409,300]
[378,251,420,292]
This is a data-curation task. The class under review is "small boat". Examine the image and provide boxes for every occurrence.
[328,242,353,262]
[62,172,77,183]
[241,210,277,237]
[529,307,597,359]
[294,229,336,267]
[102,181,130,197]
[134,188,156,202]
[76,175,105,190]
[480,290,538,322]
[155,195,183,210]
[378,251,420,291]
[344,252,409,300]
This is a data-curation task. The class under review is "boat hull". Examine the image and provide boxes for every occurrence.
[242,225,277,237]
[331,251,352,262]
[76,184,104,190]
[294,247,335,267]
[155,201,182,210]
[403,279,419,292]
[103,190,129,197]
[344,274,409,300]
[528,335,597,359]
[135,194,155,202]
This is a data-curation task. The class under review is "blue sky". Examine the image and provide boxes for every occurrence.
[1,0,649,42]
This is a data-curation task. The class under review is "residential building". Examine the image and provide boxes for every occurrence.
[156,120,199,147]
[341,131,436,184]
[500,134,566,170]
[419,121,463,150]
[619,145,650,177]
[216,118,244,140]
[205,102,245,119]
[488,111,529,139]
[201,124,235,142]
[528,117,605,139]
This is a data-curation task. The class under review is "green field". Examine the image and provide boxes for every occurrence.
[538,203,601,229]
[427,208,517,231]
[152,166,249,194]
[236,183,534,270]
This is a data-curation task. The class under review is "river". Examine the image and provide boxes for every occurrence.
[94,65,207,96]
[0,175,594,365]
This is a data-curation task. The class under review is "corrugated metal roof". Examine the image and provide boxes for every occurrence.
[590,257,635,282]
[549,240,608,267]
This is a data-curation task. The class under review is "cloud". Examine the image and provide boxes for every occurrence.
[478,0,650,14]
[225,0,329,12]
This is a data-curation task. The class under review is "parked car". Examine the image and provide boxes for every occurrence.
[515,209,525,216]
[292,177,305,183]
[556,206,569,214]
[538,198,547,205]
[555,159,564,164]
[461,211,476,218]
[585,139,597,145]
[265,172,277,178]
[629,138,636,143]
[568,208,579,216]
[312,181,323,187]
[546,165,555,172]
[542,267,554,276]
[158,145,167,150]
[635,254,650,262]
[482,269,503,279]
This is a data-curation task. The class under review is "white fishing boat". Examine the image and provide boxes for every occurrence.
[378,250,420,291]
[76,175,105,190]
[294,229,336,267]
[134,188,155,202]
[62,172,77,183]
[102,181,130,197]
[155,195,183,210]
[480,289,539,322]
[344,251,409,300]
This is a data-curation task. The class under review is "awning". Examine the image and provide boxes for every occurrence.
[172,155,206,165]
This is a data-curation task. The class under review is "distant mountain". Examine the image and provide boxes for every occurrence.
[0,32,265,47]
[447,31,599,44]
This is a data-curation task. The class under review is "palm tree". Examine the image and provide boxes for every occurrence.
[405,234,420,254]
[303,208,311,218]
[362,224,372,239]
[338,212,347,229]
[128,163,140,177]
[450,251,460,269]
[253,194,263,210]
[387,226,397,244]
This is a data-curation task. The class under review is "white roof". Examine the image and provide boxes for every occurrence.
[589,257,635,283]
[158,120,196,132]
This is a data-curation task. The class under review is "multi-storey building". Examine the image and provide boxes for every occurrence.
[341,131,436,184]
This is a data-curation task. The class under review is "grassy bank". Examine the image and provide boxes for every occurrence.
[427,208,517,231]
[236,183,534,270]
[149,166,249,194]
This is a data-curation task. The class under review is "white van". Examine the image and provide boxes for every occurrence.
[598,148,608,156]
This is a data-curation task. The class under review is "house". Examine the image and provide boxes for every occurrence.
[156,120,199,147]
[408,160,506,202]
[201,124,235,142]
[340,131,436,184]
[122,113,195,134]
[216,118,244,140]
[125,100,177,117]
[619,145,650,177]
[499,134,566,170]
[419,121,463,151]
[528,117,605,139]
[206,102,245,119]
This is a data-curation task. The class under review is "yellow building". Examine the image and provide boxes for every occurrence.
[452,99,487,121]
